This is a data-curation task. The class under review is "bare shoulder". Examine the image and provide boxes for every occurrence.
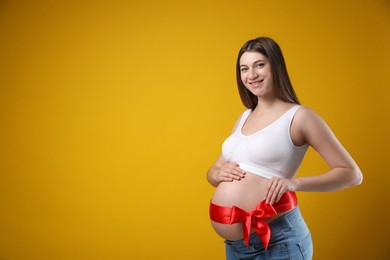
[295,106,318,118]
[294,106,325,128]
[294,106,338,146]
[291,106,332,144]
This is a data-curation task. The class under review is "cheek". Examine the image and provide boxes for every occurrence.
[266,68,273,80]
[240,73,247,83]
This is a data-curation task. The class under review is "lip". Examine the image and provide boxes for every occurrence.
[248,79,264,87]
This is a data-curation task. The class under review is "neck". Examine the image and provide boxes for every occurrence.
[255,95,282,112]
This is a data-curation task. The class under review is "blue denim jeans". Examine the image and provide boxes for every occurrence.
[224,206,313,260]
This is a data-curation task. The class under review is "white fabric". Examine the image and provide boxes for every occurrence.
[222,106,308,179]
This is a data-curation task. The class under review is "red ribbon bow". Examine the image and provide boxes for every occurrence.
[230,201,277,249]
[209,192,298,250]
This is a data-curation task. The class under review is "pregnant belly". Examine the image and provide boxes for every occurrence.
[210,173,271,241]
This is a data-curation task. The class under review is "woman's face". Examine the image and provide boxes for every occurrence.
[239,51,274,98]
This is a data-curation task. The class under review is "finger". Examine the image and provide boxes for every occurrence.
[231,169,246,178]
[218,171,234,182]
[224,166,245,178]
[221,170,241,181]
[231,163,246,177]
[265,181,278,204]
[228,173,241,181]
[269,186,280,205]
[274,186,286,204]
[221,177,234,182]
[227,172,243,181]
[267,178,284,204]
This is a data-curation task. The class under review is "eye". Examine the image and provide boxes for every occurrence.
[256,63,265,68]
[240,67,248,72]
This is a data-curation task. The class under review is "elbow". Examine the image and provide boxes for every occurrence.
[350,167,363,187]
[355,170,363,186]
[335,166,363,191]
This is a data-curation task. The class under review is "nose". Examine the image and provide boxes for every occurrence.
[249,69,258,80]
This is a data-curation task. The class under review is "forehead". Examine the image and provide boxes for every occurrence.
[240,51,268,65]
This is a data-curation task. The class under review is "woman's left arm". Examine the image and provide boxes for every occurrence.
[265,107,363,204]
[293,107,363,191]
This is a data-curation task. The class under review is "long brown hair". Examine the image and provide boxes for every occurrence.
[236,37,300,109]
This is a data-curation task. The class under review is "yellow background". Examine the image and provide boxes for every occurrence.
[0,0,389,259]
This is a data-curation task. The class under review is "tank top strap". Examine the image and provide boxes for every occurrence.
[236,109,251,131]
[285,105,302,125]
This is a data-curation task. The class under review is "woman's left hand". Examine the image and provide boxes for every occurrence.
[265,177,298,205]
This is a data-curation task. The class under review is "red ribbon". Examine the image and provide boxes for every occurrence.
[210,192,298,250]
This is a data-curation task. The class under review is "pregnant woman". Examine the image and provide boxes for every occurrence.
[206,37,363,260]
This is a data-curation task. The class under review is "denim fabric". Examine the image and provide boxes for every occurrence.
[224,206,313,260]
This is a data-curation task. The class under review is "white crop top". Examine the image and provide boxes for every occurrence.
[222,105,308,180]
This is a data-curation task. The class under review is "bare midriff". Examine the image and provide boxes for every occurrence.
[210,172,294,241]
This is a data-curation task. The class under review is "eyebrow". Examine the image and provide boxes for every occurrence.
[240,59,266,67]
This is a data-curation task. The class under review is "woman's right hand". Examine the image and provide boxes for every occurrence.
[214,162,246,183]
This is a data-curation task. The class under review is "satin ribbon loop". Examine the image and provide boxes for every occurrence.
[245,201,277,249]
[229,201,278,249]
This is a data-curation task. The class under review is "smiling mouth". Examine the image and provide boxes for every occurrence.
[249,79,264,87]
